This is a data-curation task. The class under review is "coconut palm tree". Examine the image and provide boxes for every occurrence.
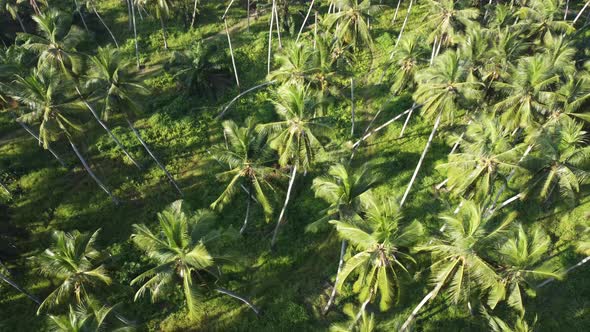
[131,201,259,317]
[493,55,559,130]
[11,68,118,201]
[437,115,521,202]
[520,117,590,206]
[310,162,379,313]
[401,200,512,330]
[259,83,331,247]
[87,46,183,196]
[487,224,560,313]
[48,299,131,332]
[385,34,428,94]
[481,308,536,332]
[422,0,480,50]
[323,0,379,51]
[19,9,141,169]
[268,41,314,85]
[400,50,481,207]
[517,0,574,37]
[332,197,423,314]
[210,118,277,234]
[34,229,111,314]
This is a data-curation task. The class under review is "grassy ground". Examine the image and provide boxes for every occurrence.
[1,1,589,331]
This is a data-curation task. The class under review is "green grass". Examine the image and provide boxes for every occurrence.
[1,1,589,331]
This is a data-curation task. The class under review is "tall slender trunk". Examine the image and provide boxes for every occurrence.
[271,164,297,248]
[74,0,89,31]
[131,1,141,69]
[160,15,169,50]
[17,121,66,167]
[240,182,253,235]
[222,0,236,19]
[573,1,590,24]
[350,78,355,137]
[215,287,260,315]
[0,272,41,305]
[350,288,373,330]
[314,12,318,49]
[15,13,27,33]
[92,4,119,47]
[267,0,275,75]
[0,179,10,196]
[217,80,277,119]
[322,240,347,314]
[392,0,402,24]
[225,19,240,89]
[274,3,282,48]
[352,106,414,149]
[296,0,315,43]
[401,283,444,331]
[126,0,133,30]
[191,0,199,29]
[75,86,141,170]
[487,144,533,212]
[537,256,590,288]
[395,0,413,47]
[399,104,415,138]
[400,112,442,207]
[247,0,250,31]
[69,140,118,203]
[126,118,183,197]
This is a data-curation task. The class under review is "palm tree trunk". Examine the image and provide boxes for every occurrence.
[190,0,199,29]
[91,4,120,48]
[352,106,414,149]
[274,3,282,48]
[217,80,277,119]
[15,13,26,33]
[75,86,142,170]
[487,144,533,212]
[240,182,253,235]
[399,104,415,138]
[401,283,443,331]
[16,121,66,167]
[350,287,373,329]
[573,1,590,24]
[392,0,402,24]
[247,0,250,31]
[271,164,297,248]
[267,0,275,75]
[0,179,10,196]
[400,112,442,207]
[350,78,355,137]
[537,256,590,288]
[69,140,118,203]
[314,11,318,49]
[296,0,315,43]
[126,118,183,197]
[74,0,89,31]
[159,15,169,50]
[323,240,347,314]
[0,272,41,305]
[225,19,240,89]
[483,0,492,21]
[126,0,133,30]
[395,0,413,47]
[130,1,141,68]
[222,0,236,19]
[215,287,260,315]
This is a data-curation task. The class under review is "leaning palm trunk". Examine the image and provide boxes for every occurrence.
[217,80,277,119]
[537,256,590,288]
[91,3,120,47]
[215,287,260,315]
[0,180,10,196]
[399,103,417,138]
[350,78,355,137]
[225,19,240,88]
[69,140,118,203]
[159,16,169,50]
[267,0,275,75]
[0,272,41,305]
[401,282,444,331]
[352,106,415,149]
[74,0,89,31]
[487,144,533,212]
[126,118,183,197]
[274,4,282,48]
[16,121,66,167]
[125,0,133,30]
[400,112,442,207]
[130,1,140,68]
[322,240,347,314]
[271,164,297,247]
[573,1,590,24]
[392,0,402,24]
[240,182,253,234]
[296,0,315,42]
[190,0,199,29]
[15,13,26,32]
[395,0,413,47]
[75,86,141,170]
